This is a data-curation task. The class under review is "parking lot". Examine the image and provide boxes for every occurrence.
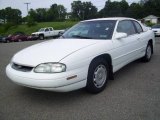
[0,37,160,120]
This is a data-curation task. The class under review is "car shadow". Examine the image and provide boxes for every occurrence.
[17,86,95,105]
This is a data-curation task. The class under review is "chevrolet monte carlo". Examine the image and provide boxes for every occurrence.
[6,18,155,93]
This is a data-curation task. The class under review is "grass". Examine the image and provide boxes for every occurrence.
[0,21,78,35]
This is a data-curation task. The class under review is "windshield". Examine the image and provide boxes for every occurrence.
[39,28,45,32]
[62,20,117,40]
[152,25,160,28]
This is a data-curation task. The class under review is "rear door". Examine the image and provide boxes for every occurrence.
[112,20,142,71]
[132,21,148,55]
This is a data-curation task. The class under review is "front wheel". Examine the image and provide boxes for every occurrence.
[142,43,152,62]
[86,58,109,94]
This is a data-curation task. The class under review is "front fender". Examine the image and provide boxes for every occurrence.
[60,40,114,72]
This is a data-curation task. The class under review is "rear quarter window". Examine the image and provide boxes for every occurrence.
[117,20,136,36]
[133,21,143,33]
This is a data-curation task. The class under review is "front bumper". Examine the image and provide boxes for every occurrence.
[155,33,160,36]
[6,64,87,92]
[28,36,39,40]
[153,31,160,36]
[0,38,7,42]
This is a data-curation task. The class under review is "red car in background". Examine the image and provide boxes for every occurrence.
[6,32,29,42]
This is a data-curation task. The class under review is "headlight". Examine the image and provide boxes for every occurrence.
[34,63,66,73]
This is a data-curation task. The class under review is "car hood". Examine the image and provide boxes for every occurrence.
[12,39,98,66]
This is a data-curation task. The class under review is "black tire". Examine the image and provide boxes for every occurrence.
[39,34,44,40]
[142,43,152,62]
[58,32,61,36]
[86,58,109,94]
[5,40,10,43]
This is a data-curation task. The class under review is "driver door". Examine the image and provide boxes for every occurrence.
[45,28,50,37]
[112,20,141,71]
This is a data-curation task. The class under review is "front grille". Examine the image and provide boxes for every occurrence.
[12,63,33,72]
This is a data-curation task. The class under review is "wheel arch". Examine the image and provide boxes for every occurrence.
[89,54,114,80]
[148,39,153,54]
[39,33,44,36]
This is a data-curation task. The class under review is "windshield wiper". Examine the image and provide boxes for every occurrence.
[72,35,92,39]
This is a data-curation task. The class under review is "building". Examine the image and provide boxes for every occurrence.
[143,15,159,24]
[0,19,5,24]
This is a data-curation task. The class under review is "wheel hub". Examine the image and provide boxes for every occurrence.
[147,46,151,59]
[93,65,107,88]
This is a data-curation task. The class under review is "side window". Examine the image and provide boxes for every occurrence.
[117,20,136,36]
[68,25,90,37]
[45,28,49,32]
[49,28,53,31]
[134,21,143,33]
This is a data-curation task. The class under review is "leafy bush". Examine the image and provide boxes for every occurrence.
[145,21,156,27]
[27,17,37,27]
[3,23,15,31]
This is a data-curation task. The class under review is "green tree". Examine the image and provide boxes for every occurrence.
[47,4,58,21]
[0,7,22,24]
[47,4,66,21]
[82,2,97,19]
[57,5,67,20]
[71,1,83,20]
[126,3,144,19]
[36,8,48,22]
[71,1,97,20]
[28,4,66,22]
[27,16,37,27]
[0,9,6,23]
[143,0,160,17]
[120,0,129,16]
[98,0,129,17]
[28,9,38,22]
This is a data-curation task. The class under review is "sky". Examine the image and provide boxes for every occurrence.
[0,0,139,17]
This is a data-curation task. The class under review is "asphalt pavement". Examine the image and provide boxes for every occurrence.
[0,38,160,120]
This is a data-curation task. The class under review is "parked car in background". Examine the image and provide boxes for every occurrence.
[6,17,155,94]
[31,27,64,40]
[5,32,28,42]
[152,24,160,36]
[0,35,2,41]
[0,35,7,43]
[10,32,28,42]
[59,28,70,36]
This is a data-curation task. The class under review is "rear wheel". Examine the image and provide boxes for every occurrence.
[5,40,10,43]
[86,58,109,94]
[142,43,152,62]
[18,39,22,42]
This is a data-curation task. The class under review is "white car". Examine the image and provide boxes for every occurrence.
[6,17,155,93]
[152,24,160,36]
[32,27,64,40]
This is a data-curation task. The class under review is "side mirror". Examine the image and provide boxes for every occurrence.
[115,32,127,39]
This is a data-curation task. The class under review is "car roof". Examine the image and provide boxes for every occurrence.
[82,17,136,22]
[45,27,52,28]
